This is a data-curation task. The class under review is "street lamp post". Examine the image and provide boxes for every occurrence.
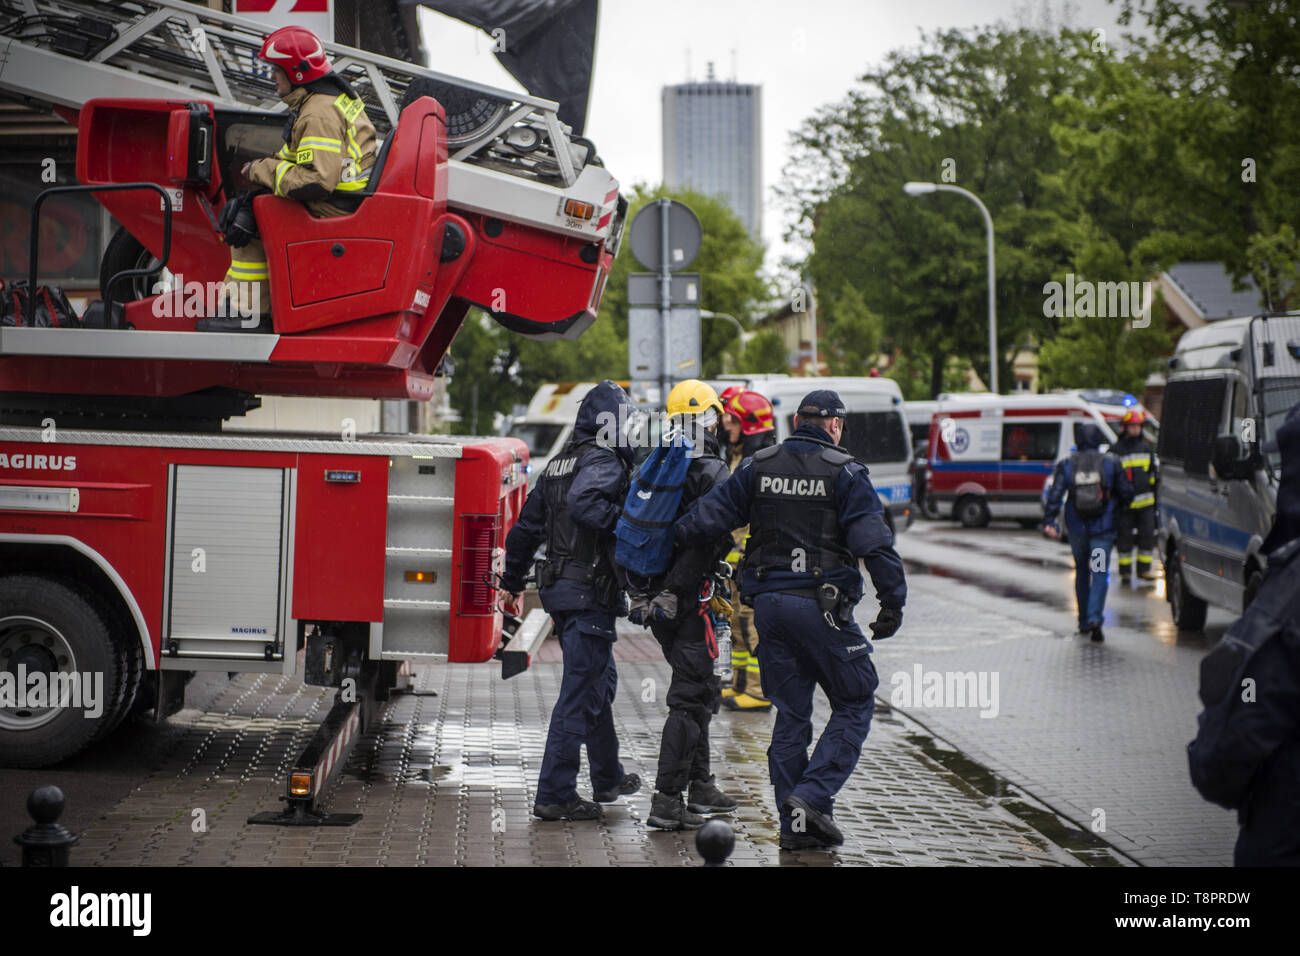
[903,182,998,394]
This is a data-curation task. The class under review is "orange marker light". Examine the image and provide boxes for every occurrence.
[405,571,437,583]
[289,773,313,797]
[564,199,595,219]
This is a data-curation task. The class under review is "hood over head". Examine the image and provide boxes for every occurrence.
[574,380,640,463]
[1076,423,1106,452]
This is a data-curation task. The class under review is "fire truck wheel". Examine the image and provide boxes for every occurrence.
[0,575,135,768]
[100,226,168,304]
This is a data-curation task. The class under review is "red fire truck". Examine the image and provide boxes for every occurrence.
[0,1,622,820]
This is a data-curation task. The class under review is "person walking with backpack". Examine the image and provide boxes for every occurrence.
[1112,408,1159,586]
[1188,401,1300,865]
[672,389,907,850]
[498,381,643,822]
[1041,424,1134,642]
[718,387,778,712]
[617,380,740,830]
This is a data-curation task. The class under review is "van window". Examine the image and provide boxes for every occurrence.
[506,422,564,458]
[785,411,909,464]
[1002,422,1059,461]
[1158,377,1227,475]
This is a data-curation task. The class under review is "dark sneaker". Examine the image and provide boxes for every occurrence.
[533,797,602,821]
[647,791,705,830]
[593,772,642,803]
[779,831,837,851]
[687,776,738,814]
[1089,624,1105,643]
[783,795,844,847]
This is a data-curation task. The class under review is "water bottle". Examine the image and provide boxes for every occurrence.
[713,616,732,683]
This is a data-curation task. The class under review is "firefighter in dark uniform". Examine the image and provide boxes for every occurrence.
[674,389,907,850]
[1112,408,1158,585]
[499,381,643,821]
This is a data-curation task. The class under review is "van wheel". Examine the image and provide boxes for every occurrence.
[956,496,990,528]
[1243,568,1264,612]
[0,575,138,768]
[1167,559,1208,632]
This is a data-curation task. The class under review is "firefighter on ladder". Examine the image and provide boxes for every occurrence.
[1113,408,1159,585]
[204,25,377,331]
[718,387,777,712]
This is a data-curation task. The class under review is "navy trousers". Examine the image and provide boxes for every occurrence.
[535,610,626,804]
[753,592,878,821]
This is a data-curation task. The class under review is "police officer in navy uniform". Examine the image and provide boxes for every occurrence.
[499,381,643,821]
[674,389,907,849]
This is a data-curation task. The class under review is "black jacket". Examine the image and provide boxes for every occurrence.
[660,428,734,605]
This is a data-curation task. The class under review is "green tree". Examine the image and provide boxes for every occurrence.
[820,283,882,376]
[740,329,789,374]
[782,26,1102,397]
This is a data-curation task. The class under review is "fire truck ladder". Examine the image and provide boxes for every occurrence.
[0,0,602,219]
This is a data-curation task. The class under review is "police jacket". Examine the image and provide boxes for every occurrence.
[726,430,777,563]
[1187,536,1300,865]
[501,382,636,616]
[657,428,734,605]
[248,81,377,214]
[1112,434,1158,510]
[673,422,907,608]
[1042,429,1134,536]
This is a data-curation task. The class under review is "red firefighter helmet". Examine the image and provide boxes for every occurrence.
[719,385,745,406]
[725,389,775,436]
[1122,408,1147,425]
[259,26,331,85]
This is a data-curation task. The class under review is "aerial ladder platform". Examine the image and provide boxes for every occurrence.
[0,0,627,421]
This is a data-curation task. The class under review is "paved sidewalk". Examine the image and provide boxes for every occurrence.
[64,635,1105,867]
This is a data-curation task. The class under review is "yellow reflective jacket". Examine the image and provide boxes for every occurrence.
[248,85,377,212]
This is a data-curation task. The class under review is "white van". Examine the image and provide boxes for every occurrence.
[926,393,1117,527]
[503,382,599,487]
[717,375,914,534]
[1158,313,1300,627]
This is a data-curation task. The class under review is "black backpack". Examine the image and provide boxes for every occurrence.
[0,279,81,328]
[1070,450,1108,519]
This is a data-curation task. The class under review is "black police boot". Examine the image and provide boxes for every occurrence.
[1089,624,1105,643]
[782,795,844,847]
[195,313,273,333]
[687,776,738,814]
[532,797,602,821]
[647,791,705,830]
[593,772,642,803]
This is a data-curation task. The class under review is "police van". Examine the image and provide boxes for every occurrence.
[717,375,914,534]
[926,393,1117,528]
[1157,313,1300,628]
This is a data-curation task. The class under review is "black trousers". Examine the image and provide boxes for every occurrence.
[1116,507,1156,566]
[650,608,719,794]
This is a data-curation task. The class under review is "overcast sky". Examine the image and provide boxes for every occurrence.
[417,0,1139,275]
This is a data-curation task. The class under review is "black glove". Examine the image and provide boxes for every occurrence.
[627,594,650,627]
[218,190,264,248]
[870,606,903,640]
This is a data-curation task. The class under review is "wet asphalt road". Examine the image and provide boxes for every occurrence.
[879,519,1239,865]
[0,519,1238,866]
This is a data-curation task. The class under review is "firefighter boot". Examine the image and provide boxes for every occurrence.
[687,776,739,815]
[1137,552,1157,580]
[647,791,705,830]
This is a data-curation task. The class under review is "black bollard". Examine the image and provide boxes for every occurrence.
[695,818,735,867]
[15,785,79,867]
